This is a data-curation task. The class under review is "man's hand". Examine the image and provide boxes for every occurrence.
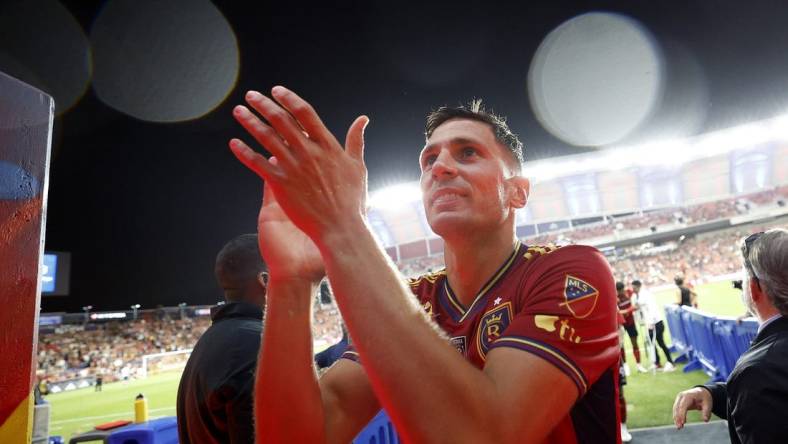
[257,179,324,284]
[672,387,712,429]
[229,86,369,247]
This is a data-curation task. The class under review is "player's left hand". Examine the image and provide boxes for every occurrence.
[229,86,369,246]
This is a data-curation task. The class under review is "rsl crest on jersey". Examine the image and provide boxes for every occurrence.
[476,301,513,358]
[559,275,599,319]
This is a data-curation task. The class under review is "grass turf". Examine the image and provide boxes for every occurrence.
[47,280,746,439]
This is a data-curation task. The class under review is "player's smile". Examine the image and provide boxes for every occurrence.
[429,187,469,210]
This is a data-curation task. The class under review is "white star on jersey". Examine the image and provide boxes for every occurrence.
[494,297,502,306]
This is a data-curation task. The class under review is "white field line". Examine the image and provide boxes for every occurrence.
[51,407,175,425]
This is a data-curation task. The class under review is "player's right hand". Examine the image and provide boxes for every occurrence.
[257,177,325,285]
[672,387,712,429]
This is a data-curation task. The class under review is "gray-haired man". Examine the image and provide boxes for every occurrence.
[672,228,788,444]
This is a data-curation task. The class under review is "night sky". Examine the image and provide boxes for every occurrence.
[8,0,788,312]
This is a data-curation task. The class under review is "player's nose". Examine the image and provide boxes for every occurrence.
[431,150,458,180]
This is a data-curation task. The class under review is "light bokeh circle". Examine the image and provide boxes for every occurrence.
[91,0,239,123]
[528,12,663,147]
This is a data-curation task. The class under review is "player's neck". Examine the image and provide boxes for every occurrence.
[443,229,518,307]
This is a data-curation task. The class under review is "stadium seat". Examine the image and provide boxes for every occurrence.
[106,417,178,444]
[353,410,400,444]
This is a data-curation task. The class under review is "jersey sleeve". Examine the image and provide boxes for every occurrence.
[488,247,619,398]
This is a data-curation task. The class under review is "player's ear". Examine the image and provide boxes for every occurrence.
[507,176,530,209]
[258,271,269,292]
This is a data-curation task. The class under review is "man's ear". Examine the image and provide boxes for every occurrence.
[749,276,764,303]
[507,176,530,209]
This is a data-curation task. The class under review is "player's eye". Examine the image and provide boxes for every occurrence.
[423,154,437,167]
[460,146,477,159]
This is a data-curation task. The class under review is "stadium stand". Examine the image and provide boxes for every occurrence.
[37,301,343,388]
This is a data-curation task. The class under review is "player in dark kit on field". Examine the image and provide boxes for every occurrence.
[674,276,697,308]
[230,87,621,443]
[177,234,268,444]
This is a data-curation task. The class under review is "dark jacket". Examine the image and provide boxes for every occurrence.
[703,316,788,444]
[177,302,263,444]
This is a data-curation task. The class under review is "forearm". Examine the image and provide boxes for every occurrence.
[255,279,325,443]
[318,222,500,442]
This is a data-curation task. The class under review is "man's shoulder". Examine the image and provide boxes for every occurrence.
[407,268,447,290]
[517,244,610,278]
[522,244,604,265]
[733,330,788,382]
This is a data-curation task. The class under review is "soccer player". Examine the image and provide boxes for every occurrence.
[617,282,646,373]
[674,276,698,308]
[230,87,620,443]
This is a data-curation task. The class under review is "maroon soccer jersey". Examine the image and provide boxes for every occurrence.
[618,290,636,327]
[342,242,621,443]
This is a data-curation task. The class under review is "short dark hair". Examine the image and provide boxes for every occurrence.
[631,280,642,287]
[425,99,524,172]
[674,276,684,286]
[616,281,625,291]
[215,234,267,299]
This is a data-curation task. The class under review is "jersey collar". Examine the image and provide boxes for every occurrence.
[441,241,523,323]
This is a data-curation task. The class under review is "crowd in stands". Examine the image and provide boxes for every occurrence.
[394,222,787,289]
[608,228,766,287]
[521,187,788,246]
[37,189,788,386]
[37,316,211,384]
[38,302,344,384]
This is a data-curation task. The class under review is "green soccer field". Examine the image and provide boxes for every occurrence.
[48,371,181,441]
[47,280,747,439]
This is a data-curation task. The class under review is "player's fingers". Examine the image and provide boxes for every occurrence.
[244,90,311,155]
[270,86,341,149]
[261,161,280,209]
[345,115,369,161]
[229,138,279,181]
[233,105,297,166]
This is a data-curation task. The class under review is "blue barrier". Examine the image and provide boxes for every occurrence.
[677,308,703,373]
[735,319,758,355]
[711,319,738,379]
[353,410,400,444]
[664,305,691,362]
[106,417,178,444]
[665,305,759,383]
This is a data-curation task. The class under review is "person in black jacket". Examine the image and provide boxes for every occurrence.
[177,233,268,443]
[673,228,788,444]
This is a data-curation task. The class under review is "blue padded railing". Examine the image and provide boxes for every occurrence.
[664,305,758,383]
[353,410,400,444]
[664,304,691,362]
